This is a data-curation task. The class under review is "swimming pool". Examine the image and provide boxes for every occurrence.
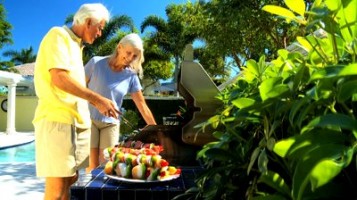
[0,141,35,163]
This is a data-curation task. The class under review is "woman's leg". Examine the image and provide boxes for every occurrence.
[86,121,100,173]
[87,148,100,173]
[99,122,120,165]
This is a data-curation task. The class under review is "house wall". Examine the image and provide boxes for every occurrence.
[0,96,185,132]
[0,96,37,132]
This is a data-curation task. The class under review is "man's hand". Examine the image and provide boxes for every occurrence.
[90,95,121,118]
[50,68,121,118]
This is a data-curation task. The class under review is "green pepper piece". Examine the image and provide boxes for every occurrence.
[147,168,160,181]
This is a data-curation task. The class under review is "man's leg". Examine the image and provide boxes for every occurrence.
[44,175,77,200]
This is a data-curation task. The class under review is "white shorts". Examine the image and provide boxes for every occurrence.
[34,120,90,177]
[90,120,119,149]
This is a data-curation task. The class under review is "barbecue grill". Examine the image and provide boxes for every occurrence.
[70,45,228,200]
[128,45,224,166]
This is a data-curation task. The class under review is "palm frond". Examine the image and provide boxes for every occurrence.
[141,15,168,33]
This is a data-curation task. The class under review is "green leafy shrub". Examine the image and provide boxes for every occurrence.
[175,0,357,199]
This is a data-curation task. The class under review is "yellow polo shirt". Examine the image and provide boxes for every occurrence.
[33,26,91,129]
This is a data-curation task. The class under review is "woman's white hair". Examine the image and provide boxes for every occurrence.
[116,33,145,78]
[73,3,110,25]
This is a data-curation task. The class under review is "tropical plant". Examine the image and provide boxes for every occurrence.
[0,4,14,72]
[140,37,175,88]
[0,4,12,49]
[2,46,36,65]
[193,47,228,84]
[140,4,198,93]
[83,15,135,63]
[0,60,17,72]
[158,2,230,84]
[177,0,309,70]
[174,0,357,199]
[64,14,136,63]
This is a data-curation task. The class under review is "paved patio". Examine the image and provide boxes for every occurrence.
[0,131,43,199]
[0,162,44,200]
[0,131,35,149]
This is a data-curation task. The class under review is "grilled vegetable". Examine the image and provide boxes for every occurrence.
[132,163,147,179]
[147,168,160,181]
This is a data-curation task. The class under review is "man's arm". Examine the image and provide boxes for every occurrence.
[50,68,119,118]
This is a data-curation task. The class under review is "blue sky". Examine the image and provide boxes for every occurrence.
[1,0,191,60]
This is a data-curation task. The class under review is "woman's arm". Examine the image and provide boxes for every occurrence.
[130,91,157,125]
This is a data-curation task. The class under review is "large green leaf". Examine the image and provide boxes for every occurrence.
[314,79,334,100]
[295,100,316,128]
[296,36,312,52]
[259,78,290,101]
[208,115,221,129]
[273,129,354,199]
[310,159,344,190]
[337,0,357,44]
[262,5,296,23]
[258,148,269,174]
[337,80,357,102]
[289,98,309,128]
[302,113,357,133]
[245,59,260,80]
[288,60,309,93]
[325,0,341,11]
[311,0,323,8]
[292,144,352,200]
[285,0,306,17]
[338,63,357,76]
[232,98,256,109]
[258,55,268,73]
[309,65,345,81]
[258,170,291,197]
[274,130,349,159]
[248,147,261,175]
[204,148,234,162]
[273,138,295,158]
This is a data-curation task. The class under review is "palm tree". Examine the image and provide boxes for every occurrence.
[2,46,36,65]
[86,15,136,59]
[0,61,18,73]
[140,5,198,94]
[0,4,13,49]
[65,14,136,63]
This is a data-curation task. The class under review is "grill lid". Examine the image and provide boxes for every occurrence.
[177,45,223,146]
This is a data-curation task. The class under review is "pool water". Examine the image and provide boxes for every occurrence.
[0,142,35,163]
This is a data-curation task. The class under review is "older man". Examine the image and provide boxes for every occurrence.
[33,3,119,200]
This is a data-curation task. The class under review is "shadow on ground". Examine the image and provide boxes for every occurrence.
[0,162,44,199]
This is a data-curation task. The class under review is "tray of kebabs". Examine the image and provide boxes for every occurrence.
[103,141,181,183]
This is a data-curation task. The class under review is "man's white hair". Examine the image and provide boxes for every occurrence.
[73,3,110,25]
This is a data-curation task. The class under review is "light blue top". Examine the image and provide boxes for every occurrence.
[85,56,142,124]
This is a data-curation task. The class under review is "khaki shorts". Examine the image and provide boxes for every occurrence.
[34,120,90,177]
[90,120,119,149]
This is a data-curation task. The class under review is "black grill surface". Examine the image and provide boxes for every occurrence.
[127,125,201,166]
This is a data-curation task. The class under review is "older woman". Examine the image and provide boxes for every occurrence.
[85,33,157,172]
